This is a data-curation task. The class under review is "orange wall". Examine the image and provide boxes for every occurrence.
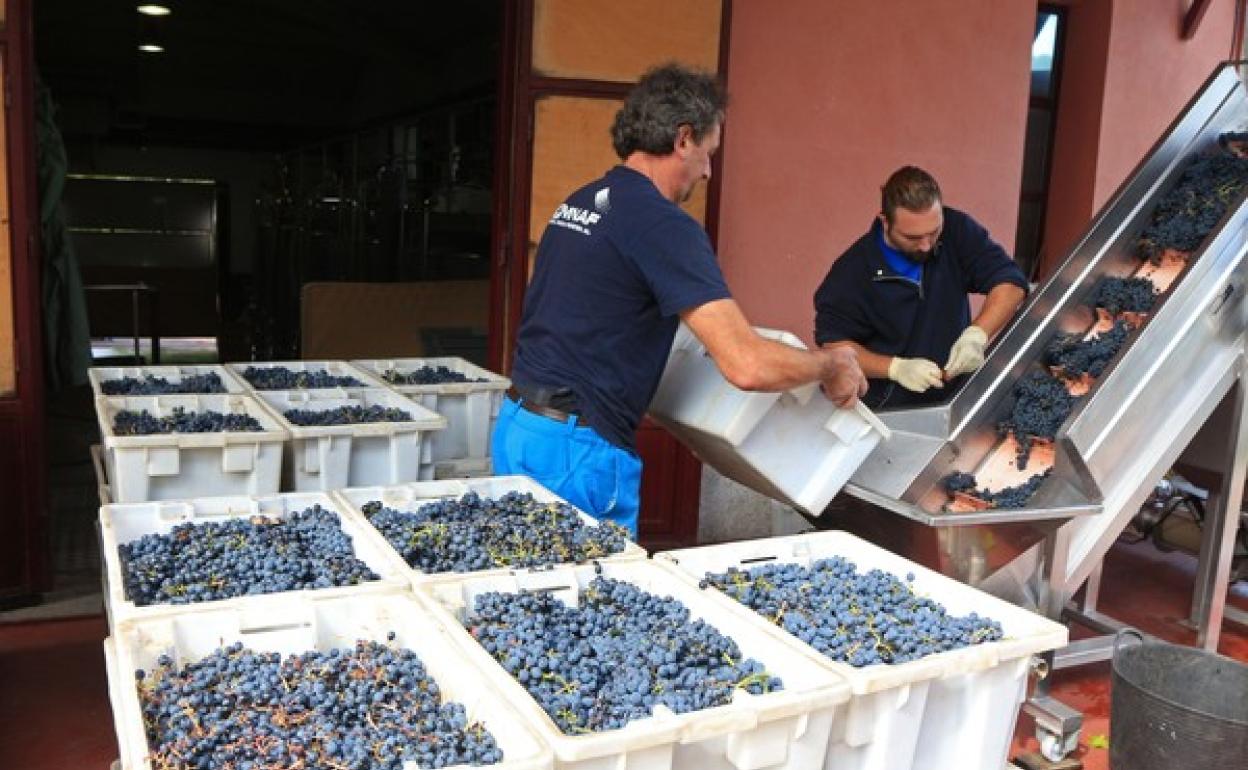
[716,1,1035,345]
[1043,0,1239,275]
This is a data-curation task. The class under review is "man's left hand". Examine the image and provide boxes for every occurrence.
[943,325,988,378]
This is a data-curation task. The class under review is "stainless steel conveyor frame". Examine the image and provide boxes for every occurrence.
[832,61,1248,761]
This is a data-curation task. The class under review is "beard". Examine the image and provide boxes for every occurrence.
[903,248,934,263]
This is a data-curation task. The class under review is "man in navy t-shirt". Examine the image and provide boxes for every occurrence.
[496,63,868,539]
[813,166,1028,411]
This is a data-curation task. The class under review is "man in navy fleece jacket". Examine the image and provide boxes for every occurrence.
[813,166,1028,410]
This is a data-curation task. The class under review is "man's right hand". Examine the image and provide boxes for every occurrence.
[819,346,868,408]
[888,357,944,393]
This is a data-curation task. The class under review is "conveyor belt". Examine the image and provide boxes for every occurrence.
[841,62,1248,620]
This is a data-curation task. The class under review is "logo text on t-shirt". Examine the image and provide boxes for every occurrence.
[549,203,602,235]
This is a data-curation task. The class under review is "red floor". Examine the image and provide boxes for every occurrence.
[1010,540,1248,770]
[0,614,118,769]
[0,540,1243,770]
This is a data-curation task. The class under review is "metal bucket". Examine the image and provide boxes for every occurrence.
[1110,629,1248,769]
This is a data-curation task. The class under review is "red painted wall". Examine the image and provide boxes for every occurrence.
[1042,0,1239,276]
[715,1,1035,346]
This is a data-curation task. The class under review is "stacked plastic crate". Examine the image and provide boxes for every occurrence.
[654,532,1070,770]
[90,364,286,504]
[353,356,510,480]
[230,360,448,491]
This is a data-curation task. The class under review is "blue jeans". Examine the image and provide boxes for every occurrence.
[491,396,642,539]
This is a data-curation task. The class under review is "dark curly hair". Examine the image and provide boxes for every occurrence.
[610,63,727,160]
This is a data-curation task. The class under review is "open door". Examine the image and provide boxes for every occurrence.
[0,0,48,606]
[489,0,730,550]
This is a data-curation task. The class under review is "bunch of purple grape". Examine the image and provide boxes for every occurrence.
[136,637,502,769]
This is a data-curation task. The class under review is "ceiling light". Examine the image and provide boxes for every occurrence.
[137,4,171,16]
[138,43,165,53]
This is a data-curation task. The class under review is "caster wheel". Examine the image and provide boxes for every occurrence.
[1040,732,1068,763]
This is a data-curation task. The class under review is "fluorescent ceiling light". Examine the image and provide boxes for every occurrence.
[138,43,165,53]
[137,4,172,16]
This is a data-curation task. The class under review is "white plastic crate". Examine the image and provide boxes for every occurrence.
[90,443,113,505]
[254,387,447,492]
[227,359,388,391]
[97,393,287,503]
[105,591,552,770]
[417,559,852,770]
[431,456,496,480]
[655,532,1069,770]
[89,364,247,397]
[334,475,647,586]
[648,324,890,515]
[99,491,412,630]
[353,357,510,480]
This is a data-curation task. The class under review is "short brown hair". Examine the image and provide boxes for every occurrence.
[881,166,942,222]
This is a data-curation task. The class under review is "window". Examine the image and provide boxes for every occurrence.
[1015,7,1065,280]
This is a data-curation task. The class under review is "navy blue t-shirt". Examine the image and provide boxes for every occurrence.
[511,165,732,450]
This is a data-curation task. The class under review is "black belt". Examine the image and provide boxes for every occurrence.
[506,385,586,426]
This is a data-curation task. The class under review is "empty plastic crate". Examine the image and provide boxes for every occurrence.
[99,491,412,630]
[227,359,388,390]
[254,387,446,491]
[334,475,647,585]
[96,393,287,503]
[353,357,510,480]
[655,532,1069,770]
[417,559,852,770]
[89,364,246,397]
[648,324,890,515]
[104,591,553,770]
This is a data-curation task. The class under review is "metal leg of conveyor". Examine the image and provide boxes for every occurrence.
[1078,558,1103,614]
[1188,378,1248,650]
[1021,525,1084,762]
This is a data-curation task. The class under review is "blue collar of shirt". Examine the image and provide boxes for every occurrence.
[875,223,923,282]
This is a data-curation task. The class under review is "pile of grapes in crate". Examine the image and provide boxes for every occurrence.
[242,365,364,390]
[283,404,414,426]
[119,505,379,605]
[135,636,503,770]
[466,577,781,734]
[943,132,1248,510]
[383,365,486,385]
[699,557,1003,667]
[112,407,263,435]
[100,372,228,395]
[361,490,629,573]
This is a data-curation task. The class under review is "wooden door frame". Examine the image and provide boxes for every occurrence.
[488,0,733,372]
[0,0,48,604]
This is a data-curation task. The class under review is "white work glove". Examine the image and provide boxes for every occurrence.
[888,357,944,393]
[943,325,989,379]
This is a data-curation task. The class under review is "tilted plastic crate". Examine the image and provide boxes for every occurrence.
[648,324,890,515]
[253,387,447,492]
[96,393,287,503]
[416,559,852,770]
[104,591,552,770]
[334,475,647,586]
[89,364,247,397]
[99,491,412,631]
[353,357,510,480]
[655,532,1069,770]
[227,359,388,390]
